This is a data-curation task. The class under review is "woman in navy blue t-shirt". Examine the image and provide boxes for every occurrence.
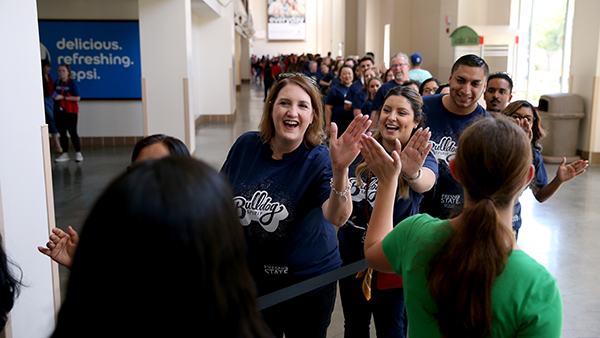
[325,65,354,139]
[221,74,371,338]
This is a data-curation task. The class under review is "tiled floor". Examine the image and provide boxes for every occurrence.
[52,82,600,337]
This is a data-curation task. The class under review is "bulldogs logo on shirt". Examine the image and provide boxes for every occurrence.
[233,191,289,232]
[430,136,457,166]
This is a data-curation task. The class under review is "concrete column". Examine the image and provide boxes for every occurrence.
[138,0,195,153]
[0,0,57,336]
[571,0,600,163]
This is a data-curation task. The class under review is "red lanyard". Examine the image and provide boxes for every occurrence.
[60,78,69,96]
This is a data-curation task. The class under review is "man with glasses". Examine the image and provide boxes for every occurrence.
[484,72,513,114]
[419,54,491,219]
[370,52,411,121]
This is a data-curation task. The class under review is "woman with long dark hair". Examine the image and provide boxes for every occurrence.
[338,86,437,337]
[501,100,588,236]
[363,117,563,337]
[39,134,190,268]
[48,157,273,337]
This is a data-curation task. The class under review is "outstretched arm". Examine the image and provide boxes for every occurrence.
[322,114,372,226]
[38,226,79,269]
[533,157,588,203]
[361,135,400,273]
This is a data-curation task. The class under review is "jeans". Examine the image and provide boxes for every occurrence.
[44,96,58,134]
[262,282,337,338]
[338,273,406,338]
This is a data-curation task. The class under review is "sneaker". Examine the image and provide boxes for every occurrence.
[55,153,70,162]
[75,153,84,162]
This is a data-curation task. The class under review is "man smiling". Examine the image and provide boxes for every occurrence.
[419,54,491,219]
[484,72,514,114]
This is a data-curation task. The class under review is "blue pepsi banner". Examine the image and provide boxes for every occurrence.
[39,20,142,99]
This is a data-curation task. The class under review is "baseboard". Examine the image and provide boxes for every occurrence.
[577,149,600,164]
[79,136,144,147]
[195,113,236,123]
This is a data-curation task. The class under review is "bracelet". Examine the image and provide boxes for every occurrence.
[401,168,422,184]
[330,178,351,203]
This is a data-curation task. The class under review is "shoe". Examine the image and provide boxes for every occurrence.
[75,153,84,162]
[55,153,70,162]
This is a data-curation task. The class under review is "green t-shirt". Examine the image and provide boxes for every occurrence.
[382,213,563,337]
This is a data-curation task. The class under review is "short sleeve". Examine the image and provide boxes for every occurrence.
[325,87,336,105]
[516,276,563,337]
[381,216,415,276]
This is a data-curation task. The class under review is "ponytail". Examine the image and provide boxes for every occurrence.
[426,116,532,337]
[428,198,514,337]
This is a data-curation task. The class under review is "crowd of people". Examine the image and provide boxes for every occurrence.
[31,51,590,337]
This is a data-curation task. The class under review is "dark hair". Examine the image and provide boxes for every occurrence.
[42,59,50,69]
[0,237,22,330]
[419,78,441,95]
[501,100,545,150]
[428,117,531,338]
[403,80,421,90]
[487,72,514,93]
[435,83,450,94]
[52,157,272,337]
[358,56,374,66]
[355,86,425,199]
[130,134,190,163]
[451,54,489,78]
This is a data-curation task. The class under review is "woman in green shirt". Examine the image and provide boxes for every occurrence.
[362,117,562,337]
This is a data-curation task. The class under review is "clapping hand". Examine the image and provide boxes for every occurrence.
[329,114,372,172]
[400,127,432,179]
[359,134,401,185]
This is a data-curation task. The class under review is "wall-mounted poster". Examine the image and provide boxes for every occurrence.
[39,20,142,99]
[267,0,306,40]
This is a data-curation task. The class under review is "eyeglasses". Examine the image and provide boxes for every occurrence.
[277,72,319,88]
[423,87,439,94]
[510,113,535,124]
[390,63,409,69]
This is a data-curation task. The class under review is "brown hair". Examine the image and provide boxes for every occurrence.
[258,75,324,148]
[501,100,546,151]
[427,116,532,337]
[354,86,424,199]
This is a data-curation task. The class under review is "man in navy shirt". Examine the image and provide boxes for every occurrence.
[419,54,491,219]
[371,52,411,121]
[344,56,374,111]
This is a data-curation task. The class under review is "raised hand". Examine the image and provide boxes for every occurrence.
[556,157,588,183]
[38,226,79,269]
[329,114,372,172]
[400,127,433,179]
[360,134,401,185]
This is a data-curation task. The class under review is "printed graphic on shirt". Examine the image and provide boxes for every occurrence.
[430,136,457,166]
[440,194,461,209]
[349,176,378,208]
[264,265,289,275]
[233,190,289,233]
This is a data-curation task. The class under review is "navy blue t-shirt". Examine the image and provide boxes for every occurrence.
[418,94,490,219]
[351,90,367,113]
[344,79,364,106]
[360,98,375,117]
[372,80,404,113]
[326,83,353,135]
[512,147,549,231]
[220,132,341,295]
[338,152,438,264]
